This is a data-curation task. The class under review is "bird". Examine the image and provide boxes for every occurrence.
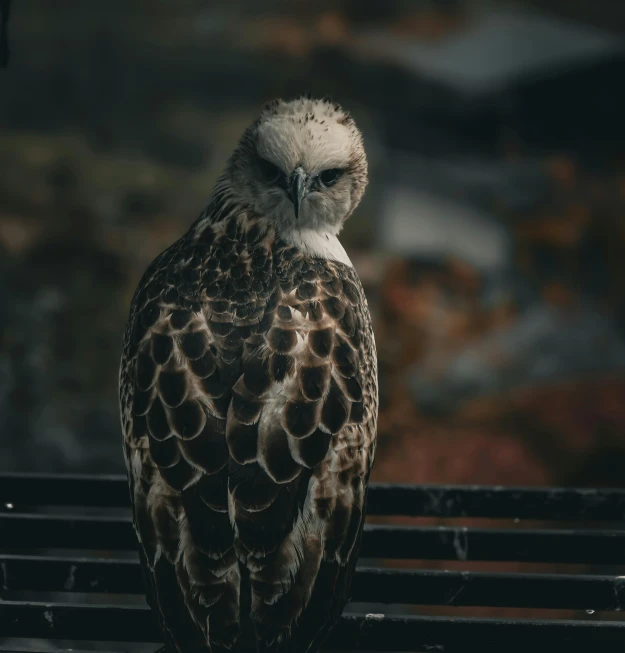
[118,95,378,653]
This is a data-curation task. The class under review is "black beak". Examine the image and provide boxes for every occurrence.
[288,166,307,219]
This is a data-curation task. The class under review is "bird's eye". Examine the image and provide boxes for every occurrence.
[258,158,283,184]
[319,168,343,187]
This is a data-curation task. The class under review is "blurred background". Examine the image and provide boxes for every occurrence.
[2,0,625,491]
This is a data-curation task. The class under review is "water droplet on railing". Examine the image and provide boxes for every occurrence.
[586,609,595,615]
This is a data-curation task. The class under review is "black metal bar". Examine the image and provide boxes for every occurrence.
[0,513,134,550]
[3,513,625,564]
[0,650,126,653]
[1,602,624,652]
[361,524,625,564]
[0,0,10,68]
[367,483,625,521]
[0,600,158,642]
[350,567,625,611]
[2,554,625,611]
[334,613,625,652]
[0,554,142,595]
[2,473,625,520]
[0,473,131,510]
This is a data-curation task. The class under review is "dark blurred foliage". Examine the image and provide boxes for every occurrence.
[1,0,625,491]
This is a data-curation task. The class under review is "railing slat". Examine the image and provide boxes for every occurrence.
[1,554,624,611]
[367,483,625,521]
[1,602,624,652]
[0,601,157,642]
[0,650,127,653]
[2,473,625,520]
[362,524,625,563]
[350,567,625,611]
[2,513,625,564]
[335,613,625,652]
[0,473,130,509]
[0,554,142,595]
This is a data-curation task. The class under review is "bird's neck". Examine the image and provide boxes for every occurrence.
[281,228,353,266]
[191,180,353,267]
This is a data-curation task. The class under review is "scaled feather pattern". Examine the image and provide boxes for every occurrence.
[119,96,378,653]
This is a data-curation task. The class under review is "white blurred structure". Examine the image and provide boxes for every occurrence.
[359,7,623,94]
[380,186,510,271]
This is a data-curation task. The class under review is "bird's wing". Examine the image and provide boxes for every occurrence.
[119,215,378,653]
[120,237,238,653]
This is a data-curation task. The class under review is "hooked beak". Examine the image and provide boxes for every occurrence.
[288,166,307,219]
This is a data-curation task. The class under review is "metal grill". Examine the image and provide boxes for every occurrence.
[1,473,625,652]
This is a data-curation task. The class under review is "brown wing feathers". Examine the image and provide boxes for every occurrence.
[119,215,375,652]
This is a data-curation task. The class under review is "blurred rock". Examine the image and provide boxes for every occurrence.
[0,237,128,472]
[407,302,625,414]
[387,152,551,212]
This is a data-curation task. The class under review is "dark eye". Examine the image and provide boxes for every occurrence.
[258,158,283,184]
[319,168,343,187]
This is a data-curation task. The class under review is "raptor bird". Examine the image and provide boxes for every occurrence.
[119,96,378,653]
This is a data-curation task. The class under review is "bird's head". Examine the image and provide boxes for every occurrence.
[226,96,368,236]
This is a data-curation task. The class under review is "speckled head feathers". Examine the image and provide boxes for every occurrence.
[225,96,368,235]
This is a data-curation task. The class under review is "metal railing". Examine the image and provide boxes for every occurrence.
[1,473,624,652]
